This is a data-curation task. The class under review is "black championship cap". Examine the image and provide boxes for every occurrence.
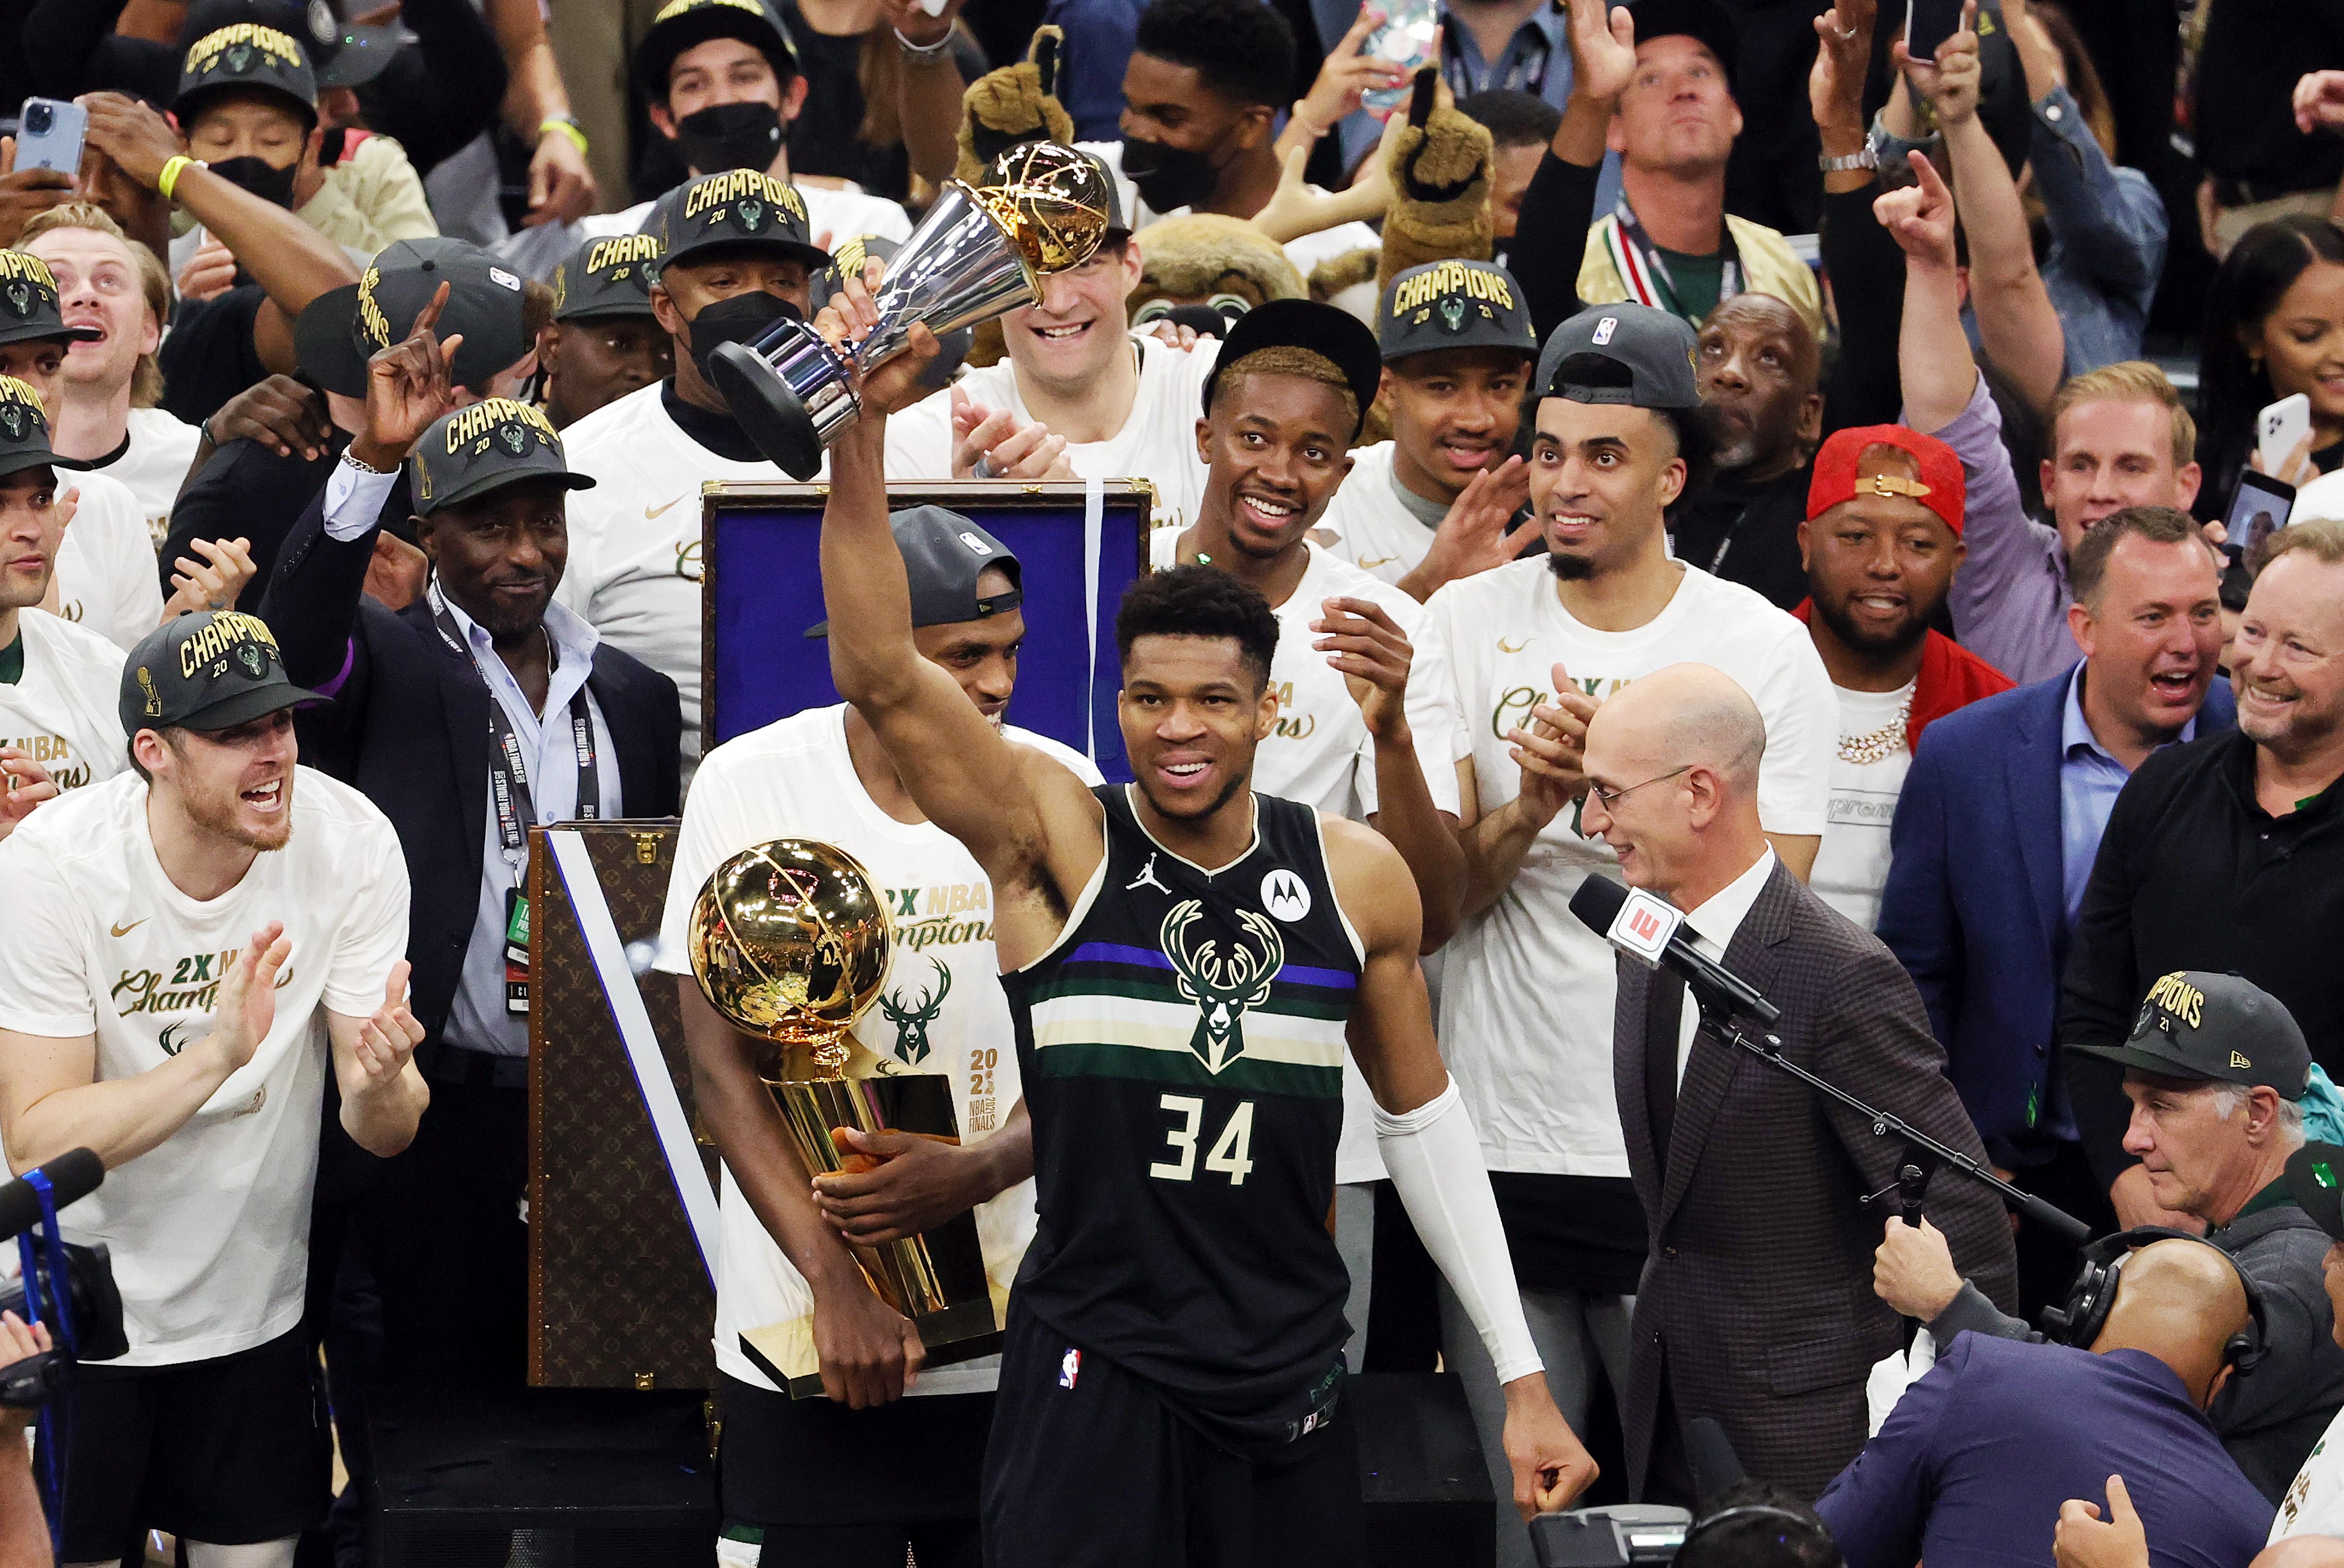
[2071,970,2314,1097]
[1624,0,1739,91]
[295,237,535,398]
[1536,302,1701,410]
[176,21,319,125]
[311,17,403,91]
[0,252,100,350]
[1201,298,1384,442]
[409,398,596,517]
[1379,259,1538,363]
[636,0,801,99]
[120,610,323,737]
[646,170,829,278]
[805,506,1021,637]
[2285,1143,2344,1243]
[0,375,91,482]
[553,232,664,322]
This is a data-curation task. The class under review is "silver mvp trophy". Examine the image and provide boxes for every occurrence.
[708,141,1111,479]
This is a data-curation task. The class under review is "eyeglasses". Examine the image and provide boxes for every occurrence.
[1586,765,1692,808]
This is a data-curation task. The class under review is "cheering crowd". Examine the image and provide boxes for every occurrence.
[2,0,2344,1564]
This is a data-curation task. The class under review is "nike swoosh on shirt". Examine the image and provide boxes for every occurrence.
[644,497,682,520]
[1358,555,1399,569]
[1499,638,1530,654]
[110,919,147,937]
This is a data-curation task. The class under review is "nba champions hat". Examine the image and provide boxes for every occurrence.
[120,611,324,737]
[408,398,596,517]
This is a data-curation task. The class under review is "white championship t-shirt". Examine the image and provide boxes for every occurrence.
[557,380,819,783]
[494,185,915,280]
[1810,681,1914,932]
[1151,530,1464,1182]
[0,609,126,797]
[1076,141,1383,278]
[884,334,1218,535]
[91,407,205,540]
[52,467,162,653]
[1425,558,1835,1175]
[0,767,409,1366]
[2274,1407,2344,1542]
[653,704,1100,1396]
[1319,441,1452,588]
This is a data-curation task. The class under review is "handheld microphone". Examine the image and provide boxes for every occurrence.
[1568,876,1781,1028]
[0,1150,102,1243]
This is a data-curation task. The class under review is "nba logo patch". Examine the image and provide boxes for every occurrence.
[1592,316,1618,345]
[1059,1348,1081,1389]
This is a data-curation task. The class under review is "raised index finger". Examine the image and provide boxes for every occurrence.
[409,279,452,340]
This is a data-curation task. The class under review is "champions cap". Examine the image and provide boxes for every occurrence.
[295,238,536,397]
[1536,304,1700,410]
[1378,259,1538,363]
[0,376,90,482]
[805,506,1022,637]
[0,252,100,350]
[176,21,319,124]
[646,170,830,277]
[120,611,324,737]
[2071,971,2314,1098]
[1807,425,1967,537]
[637,0,802,98]
[553,232,664,322]
[2285,1143,2344,1243]
[408,398,596,517]
[1201,298,1384,443]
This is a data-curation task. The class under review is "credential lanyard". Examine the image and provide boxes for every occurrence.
[430,591,603,869]
[1606,196,1743,324]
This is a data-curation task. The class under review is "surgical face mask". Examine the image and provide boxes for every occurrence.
[1119,134,1221,214]
[685,289,800,390]
[206,155,300,209]
[674,101,786,177]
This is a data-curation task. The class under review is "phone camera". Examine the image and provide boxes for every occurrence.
[22,103,51,135]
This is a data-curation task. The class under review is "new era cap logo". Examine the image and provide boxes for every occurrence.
[1592,316,1618,346]
[2232,1051,2252,1069]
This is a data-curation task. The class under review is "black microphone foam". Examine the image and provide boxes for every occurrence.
[0,1150,103,1241]
[1568,874,1627,934]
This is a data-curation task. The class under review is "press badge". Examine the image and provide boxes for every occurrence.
[505,888,531,1014]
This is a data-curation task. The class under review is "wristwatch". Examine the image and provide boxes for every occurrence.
[1818,145,1879,173]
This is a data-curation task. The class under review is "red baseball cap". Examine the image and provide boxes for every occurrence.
[1807,425,1966,537]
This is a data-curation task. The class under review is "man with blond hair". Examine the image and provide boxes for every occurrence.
[17,204,202,534]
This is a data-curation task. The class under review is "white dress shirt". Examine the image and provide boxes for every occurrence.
[1674,846,1778,1085]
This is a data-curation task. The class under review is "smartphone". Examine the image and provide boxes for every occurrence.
[2226,470,2296,561]
[1905,0,1965,60]
[1361,0,1440,116]
[2259,392,2313,476]
[13,98,85,176]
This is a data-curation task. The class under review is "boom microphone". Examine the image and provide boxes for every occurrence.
[1568,876,1781,1028]
[0,1149,102,1242]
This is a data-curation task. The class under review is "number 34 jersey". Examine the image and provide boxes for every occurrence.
[1001,785,1363,1456]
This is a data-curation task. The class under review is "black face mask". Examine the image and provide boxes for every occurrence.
[1119,135,1221,214]
[674,102,786,177]
[685,290,801,391]
[207,155,299,209]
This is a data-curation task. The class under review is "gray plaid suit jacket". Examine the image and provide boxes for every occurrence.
[1612,859,2019,1500]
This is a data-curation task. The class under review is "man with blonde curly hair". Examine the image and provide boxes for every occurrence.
[18,204,202,536]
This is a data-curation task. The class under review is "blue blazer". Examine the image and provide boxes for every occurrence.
[1815,1333,2271,1568]
[1876,665,2236,1163]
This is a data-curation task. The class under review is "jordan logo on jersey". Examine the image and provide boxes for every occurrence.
[1125,853,1170,895]
[1161,899,1283,1075]
[878,957,951,1065]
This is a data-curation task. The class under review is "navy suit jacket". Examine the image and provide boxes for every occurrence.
[1816,1333,2272,1568]
[259,491,682,1069]
[1875,664,2236,1163]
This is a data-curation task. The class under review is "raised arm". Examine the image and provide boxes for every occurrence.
[483,0,598,227]
[1879,150,1976,436]
[815,273,1102,964]
[1902,7,2064,416]
[1515,0,1635,339]
[881,0,980,189]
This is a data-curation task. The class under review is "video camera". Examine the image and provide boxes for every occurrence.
[1531,1505,1693,1566]
[0,1150,124,1407]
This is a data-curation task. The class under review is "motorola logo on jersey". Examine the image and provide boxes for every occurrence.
[1260,869,1311,923]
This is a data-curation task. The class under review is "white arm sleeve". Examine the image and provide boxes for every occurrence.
[1375,1077,1543,1385]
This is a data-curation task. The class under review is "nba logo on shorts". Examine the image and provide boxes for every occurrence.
[1059,1348,1081,1389]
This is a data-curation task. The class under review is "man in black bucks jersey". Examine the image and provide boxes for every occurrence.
[810,272,1595,1566]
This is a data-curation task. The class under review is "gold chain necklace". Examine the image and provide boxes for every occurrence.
[1838,696,1912,766]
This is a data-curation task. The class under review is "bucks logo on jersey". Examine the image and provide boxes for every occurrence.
[878,957,952,1065]
[1161,900,1282,1075]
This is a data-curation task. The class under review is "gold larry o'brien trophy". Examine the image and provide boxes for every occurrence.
[706,139,1110,480]
[686,838,1000,1396]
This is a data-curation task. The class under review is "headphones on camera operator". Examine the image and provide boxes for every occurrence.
[2039,1226,2268,1375]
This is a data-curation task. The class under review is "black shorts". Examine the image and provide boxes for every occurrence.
[981,1304,1363,1568]
[715,1369,993,1527]
[48,1324,330,1559]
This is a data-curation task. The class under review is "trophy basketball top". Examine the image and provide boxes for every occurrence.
[966,141,1112,275]
[687,839,893,1069]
